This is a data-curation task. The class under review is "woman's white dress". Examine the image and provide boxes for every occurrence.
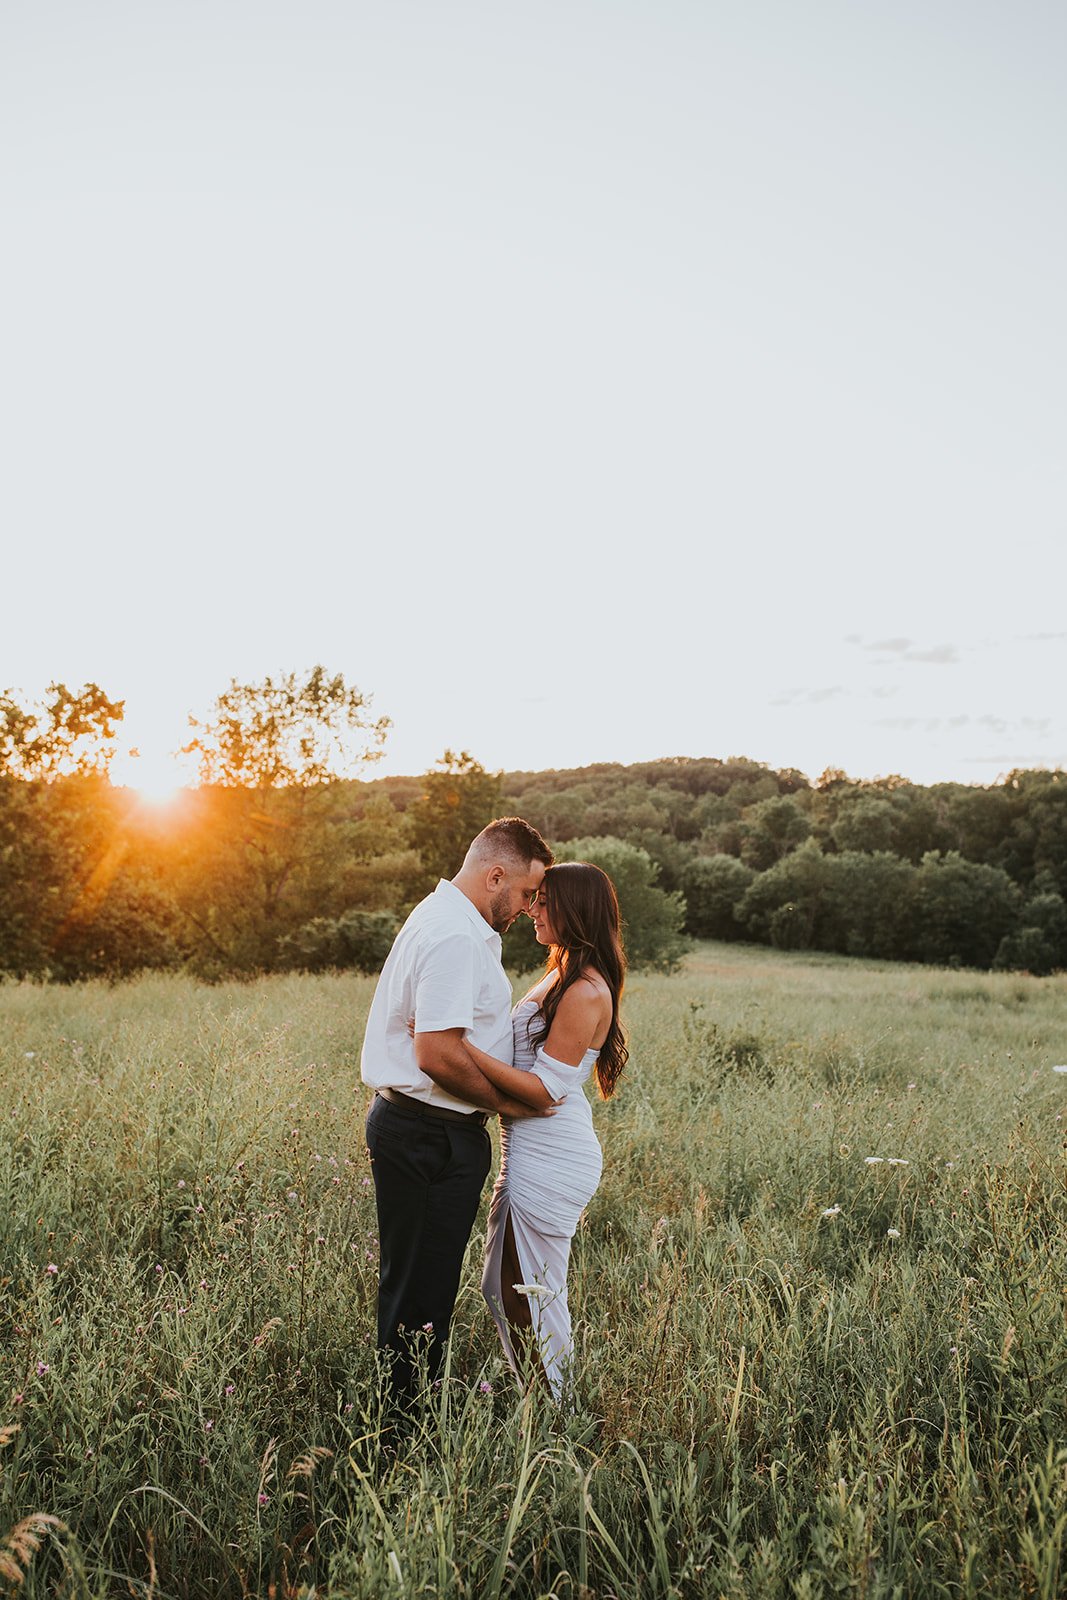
[481,997,603,1399]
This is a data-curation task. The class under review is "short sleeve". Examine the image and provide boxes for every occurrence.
[414,932,476,1032]
[531,1047,576,1103]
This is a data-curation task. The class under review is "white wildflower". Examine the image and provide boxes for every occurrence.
[821,1205,841,1219]
[864,1157,885,1165]
[512,1282,552,1300]
[887,1158,910,1166]
[1052,1065,1067,1075]
[887,1228,901,1239]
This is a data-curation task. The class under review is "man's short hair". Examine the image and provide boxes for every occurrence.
[468,817,553,871]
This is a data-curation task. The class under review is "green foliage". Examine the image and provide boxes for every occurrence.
[185,666,389,788]
[277,909,401,973]
[0,775,178,979]
[407,751,503,879]
[0,682,124,779]
[819,850,918,959]
[738,794,812,870]
[912,851,1021,969]
[737,838,831,949]
[3,744,1067,982]
[680,854,755,939]
[559,836,688,972]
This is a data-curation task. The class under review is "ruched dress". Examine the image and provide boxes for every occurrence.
[481,997,603,1399]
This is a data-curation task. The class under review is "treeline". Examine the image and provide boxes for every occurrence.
[501,756,1067,974]
[1,677,1065,981]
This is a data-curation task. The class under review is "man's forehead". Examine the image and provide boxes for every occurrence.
[523,862,547,889]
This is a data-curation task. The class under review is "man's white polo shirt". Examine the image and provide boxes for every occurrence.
[360,879,514,1113]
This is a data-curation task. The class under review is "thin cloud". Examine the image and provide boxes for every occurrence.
[849,636,959,665]
[770,686,845,707]
[875,715,970,732]
[904,644,959,664]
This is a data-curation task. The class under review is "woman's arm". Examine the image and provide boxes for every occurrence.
[413,1029,548,1118]
[459,1038,560,1110]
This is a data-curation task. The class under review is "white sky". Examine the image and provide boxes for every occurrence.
[3,1,1065,793]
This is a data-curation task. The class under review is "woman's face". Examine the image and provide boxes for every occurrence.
[529,888,558,946]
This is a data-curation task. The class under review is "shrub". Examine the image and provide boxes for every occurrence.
[277,909,400,973]
[681,855,754,939]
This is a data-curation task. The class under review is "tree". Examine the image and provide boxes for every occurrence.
[407,751,503,880]
[819,851,917,959]
[0,683,124,779]
[739,795,812,871]
[737,839,831,950]
[681,855,755,939]
[184,666,389,788]
[174,669,391,970]
[911,852,1021,968]
[559,836,688,972]
[830,798,897,855]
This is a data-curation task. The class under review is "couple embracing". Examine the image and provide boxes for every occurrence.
[360,817,627,1410]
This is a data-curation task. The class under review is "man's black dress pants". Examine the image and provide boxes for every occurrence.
[365,1092,492,1406]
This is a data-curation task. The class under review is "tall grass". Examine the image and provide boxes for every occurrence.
[1,945,1066,1596]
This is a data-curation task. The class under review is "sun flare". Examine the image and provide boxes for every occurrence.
[112,744,189,805]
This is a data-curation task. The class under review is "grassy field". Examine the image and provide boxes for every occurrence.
[1,943,1066,1598]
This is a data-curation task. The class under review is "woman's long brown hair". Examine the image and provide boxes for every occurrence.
[529,861,628,1098]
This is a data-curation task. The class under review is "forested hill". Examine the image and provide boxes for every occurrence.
[2,751,1065,981]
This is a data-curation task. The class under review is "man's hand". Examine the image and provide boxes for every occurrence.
[499,1098,557,1122]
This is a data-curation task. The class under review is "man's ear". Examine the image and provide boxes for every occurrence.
[486,864,506,890]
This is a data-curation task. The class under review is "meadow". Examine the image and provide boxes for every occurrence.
[1,944,1065,1598]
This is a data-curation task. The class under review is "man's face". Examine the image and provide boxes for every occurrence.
[488,861,546,934]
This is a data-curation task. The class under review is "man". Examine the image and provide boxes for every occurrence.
[361,816,553,1407]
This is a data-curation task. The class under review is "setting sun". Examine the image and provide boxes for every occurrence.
[111,743,189,805]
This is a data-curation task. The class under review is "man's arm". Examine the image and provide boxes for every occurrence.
[459,1037,559,1110]
[413,1029,551,1119]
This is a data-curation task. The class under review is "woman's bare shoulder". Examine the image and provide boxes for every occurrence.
[557,970,612,1017]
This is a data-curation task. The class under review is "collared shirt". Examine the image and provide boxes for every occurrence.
[360,879,514,1112]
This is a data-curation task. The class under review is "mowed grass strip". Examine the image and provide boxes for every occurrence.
[1,947,1066,1598]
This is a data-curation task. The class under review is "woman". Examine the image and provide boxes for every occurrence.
[457,861,627,1400]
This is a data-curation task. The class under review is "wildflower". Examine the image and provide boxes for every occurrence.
[286,1191,298,1203]
[887,1158,910,1166]
[513,1282,551,1299]
[421,1321,434,1332]
[12,1393,24,1405]
[224,1384,235,1397]
[362,1177,372,1187]
[177,1180,186,1190]
[887,1228,901,1239]
[344,1402,353,1413]
[1052,1065,1067,1075]
[821,1205,841,1219]
[479,1381,493,1394]
[864,1157,884,1165]
[258,1492,269,1506]
[204,1419,214,1431]
[155,1264,163,1275]
[24,1051,35,1059]
[35,1362,49,1376]
[45,1263,58,1275]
